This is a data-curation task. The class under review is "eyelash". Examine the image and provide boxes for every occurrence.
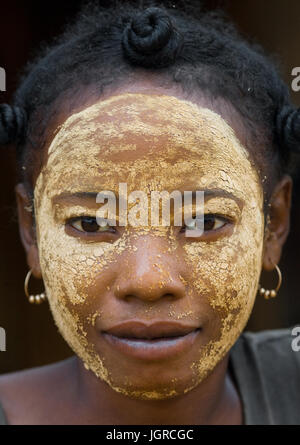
[66,214,231,235]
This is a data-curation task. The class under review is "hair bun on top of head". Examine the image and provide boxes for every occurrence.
[0,103,27,146]
[276,105,300,155]
[122,7,183,68]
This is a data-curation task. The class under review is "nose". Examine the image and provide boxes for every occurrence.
[113,236,186,303]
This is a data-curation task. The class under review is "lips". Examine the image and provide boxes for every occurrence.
[100,321,201,360]
[102,321,199,339]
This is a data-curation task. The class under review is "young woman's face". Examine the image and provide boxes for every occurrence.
[33,88,265,400]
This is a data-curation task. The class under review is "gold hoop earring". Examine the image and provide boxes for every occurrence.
[24,270,47,304]
[258,264,282,299]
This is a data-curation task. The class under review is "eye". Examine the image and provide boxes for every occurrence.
[203,214,227,231]
[68,216,115,233]
[181,214,229,233]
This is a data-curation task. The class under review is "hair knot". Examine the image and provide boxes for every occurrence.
[122,7,183,68]
[0,104,27,146]
[276,105,300,155]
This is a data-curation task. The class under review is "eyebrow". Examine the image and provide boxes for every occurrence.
[198,188,244,209]
[52,191,100,206]
[52,188,244,209]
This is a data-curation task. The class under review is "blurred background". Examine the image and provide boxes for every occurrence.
[1,0,300,374]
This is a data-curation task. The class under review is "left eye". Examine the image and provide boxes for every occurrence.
[183,214,227,232]
[69,216,114,233]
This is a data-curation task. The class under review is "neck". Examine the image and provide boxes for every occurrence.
[72,354,242,425]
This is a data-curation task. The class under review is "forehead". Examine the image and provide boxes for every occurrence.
[37,93,262,200]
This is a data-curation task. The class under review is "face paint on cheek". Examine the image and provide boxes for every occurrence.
[34,174,136,386]
[182,164,264,384]
[33,93,265,399]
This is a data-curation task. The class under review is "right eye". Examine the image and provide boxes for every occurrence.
[68,216,115,233]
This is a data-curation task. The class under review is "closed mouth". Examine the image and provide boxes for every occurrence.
[101,320,201,339]
[100,321,201,360]
[104,328,201,341]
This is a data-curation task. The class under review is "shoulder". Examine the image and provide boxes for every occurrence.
[0,357,76,424]
[233,326,300,378]
[237,326,300,364]
[230,326,300,424]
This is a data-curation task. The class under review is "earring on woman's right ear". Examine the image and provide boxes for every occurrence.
[258,264,282,299]
[24,269,47,304]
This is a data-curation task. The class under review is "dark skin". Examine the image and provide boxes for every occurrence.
[0,77,292,425]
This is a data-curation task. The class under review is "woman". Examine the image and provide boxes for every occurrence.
[0,1,299,424]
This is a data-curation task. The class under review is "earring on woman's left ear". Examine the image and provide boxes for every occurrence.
[258,264,282,299]
[24,269,47,304]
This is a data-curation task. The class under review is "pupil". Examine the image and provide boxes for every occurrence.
[204,215,215,231]
[81,217,99,232]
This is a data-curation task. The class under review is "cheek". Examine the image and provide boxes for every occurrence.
[181,207,264,382]
[36,201,130,307]
[183,206,264,321]
[35,197,131,353]
[35,202,128,382]
[38,223,104,306]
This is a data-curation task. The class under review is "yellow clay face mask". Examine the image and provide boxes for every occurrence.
[34,93,264,400]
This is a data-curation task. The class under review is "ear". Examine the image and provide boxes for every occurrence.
[15,183,42,278]
[262,175,292,271]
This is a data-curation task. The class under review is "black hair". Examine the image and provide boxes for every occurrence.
[1,0,300,202]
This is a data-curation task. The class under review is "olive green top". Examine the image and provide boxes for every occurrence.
[0,400,7,425]
[229,327,300,425]
[0,327,299,425]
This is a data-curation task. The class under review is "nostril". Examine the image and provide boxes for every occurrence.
[115,286,184,302]
[113,265,186,302]
[161,292,181,301]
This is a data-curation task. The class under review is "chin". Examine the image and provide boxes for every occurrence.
[107,382,194,401]
[98,368,202,401]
